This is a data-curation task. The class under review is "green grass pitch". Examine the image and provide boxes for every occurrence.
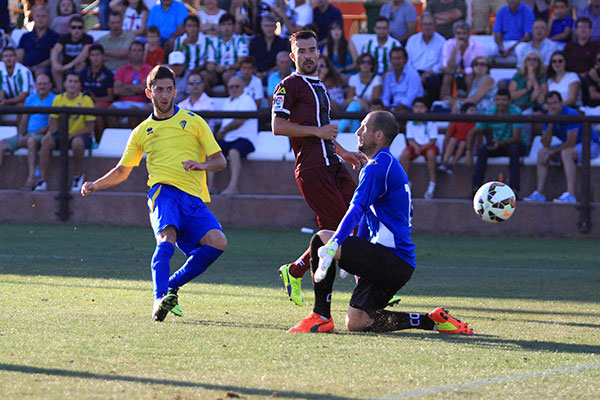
[0,223,599,399]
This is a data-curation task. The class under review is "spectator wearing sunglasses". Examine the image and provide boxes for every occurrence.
[50,15,93,92]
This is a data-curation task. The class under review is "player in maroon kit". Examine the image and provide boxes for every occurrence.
[272,29,366,306]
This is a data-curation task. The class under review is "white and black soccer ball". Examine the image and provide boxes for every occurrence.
[473,181,516,223]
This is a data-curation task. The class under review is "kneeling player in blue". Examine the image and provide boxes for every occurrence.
[81,65,228,322]
[289,111,474,334]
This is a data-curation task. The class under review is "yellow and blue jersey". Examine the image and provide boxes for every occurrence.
[119,106,222,202]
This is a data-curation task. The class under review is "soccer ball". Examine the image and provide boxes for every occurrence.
[473,181,516,223]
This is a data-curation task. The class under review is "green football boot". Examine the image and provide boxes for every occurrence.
[152,290,179,322]
[279,263,303,306]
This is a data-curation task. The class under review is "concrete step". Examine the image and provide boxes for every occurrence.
[1,190,598,237]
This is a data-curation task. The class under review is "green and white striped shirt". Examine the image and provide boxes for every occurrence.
[362,37,401,76]
[0,62,33,99]
[174,33,212,70]
[206,34,249,67]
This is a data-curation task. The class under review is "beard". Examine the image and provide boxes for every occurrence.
[297,59,317,75]
[153,97,174,115]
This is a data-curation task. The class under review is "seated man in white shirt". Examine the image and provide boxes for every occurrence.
[405,13,447,104]
[213,75,258,195]
[238,56,265,108]
[177,72,216,130]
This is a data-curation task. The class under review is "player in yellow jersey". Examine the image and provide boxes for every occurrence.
[81,65,228,322]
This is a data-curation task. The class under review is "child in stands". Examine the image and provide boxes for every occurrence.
[144,26,164,66]
[399,97,439,199]
[440,102,477,174]
[549,0,574,43]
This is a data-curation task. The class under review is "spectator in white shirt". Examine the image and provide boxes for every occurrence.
[405,12,447,104]
[177,72,217,130]
[238,56,265,108]
[213,75,258,195]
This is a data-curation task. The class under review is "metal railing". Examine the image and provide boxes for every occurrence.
[1,105,597,233]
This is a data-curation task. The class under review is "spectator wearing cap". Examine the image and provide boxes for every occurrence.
[97,11,136,72]
[108,40,153,128]
[169,51,191,103]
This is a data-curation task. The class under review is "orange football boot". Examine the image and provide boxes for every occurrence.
[288,312,334,333]
[428,307,474,335]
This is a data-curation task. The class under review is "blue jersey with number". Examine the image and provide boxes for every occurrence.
[332,147,415,267]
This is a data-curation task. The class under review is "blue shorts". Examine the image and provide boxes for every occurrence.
[147,183,223,256]
[218,138,255,159]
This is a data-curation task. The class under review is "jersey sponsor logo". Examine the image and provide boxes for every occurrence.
[146,127,154,135]
[276,87,286,95]
[273,95,285,111]
[180,120,187,129]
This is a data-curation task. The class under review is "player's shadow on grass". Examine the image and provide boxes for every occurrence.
[0,363,356,400]
[342,331,600,355]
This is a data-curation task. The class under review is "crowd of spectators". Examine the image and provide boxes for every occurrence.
[1,0,600,200]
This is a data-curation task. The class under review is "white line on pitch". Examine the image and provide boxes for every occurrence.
[376,362,600,399]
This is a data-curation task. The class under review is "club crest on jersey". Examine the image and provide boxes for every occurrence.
[274,95,284,111]
[146,127,154,135]
[180,120,187,129]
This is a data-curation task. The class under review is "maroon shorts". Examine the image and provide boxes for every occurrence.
[296,164,357,230]
[405,144,439,160]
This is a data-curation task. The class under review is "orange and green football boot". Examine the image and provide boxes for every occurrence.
[428,307,474,335]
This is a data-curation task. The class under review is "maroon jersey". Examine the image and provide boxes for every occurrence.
[272,73,341,176]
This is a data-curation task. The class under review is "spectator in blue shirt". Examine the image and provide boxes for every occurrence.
[312,0,343,44]
[267,51,294,103]
[494,0,535,58]
[16,6,60,71]
[524,90,600,203]
[381,47,424,111]
[0,72,56,189]
[379,0,418,44]
[147,0,188,50]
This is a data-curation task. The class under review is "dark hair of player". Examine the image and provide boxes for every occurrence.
[146,65,176,88]
[370,111,399,146]
[290,29,318,48]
